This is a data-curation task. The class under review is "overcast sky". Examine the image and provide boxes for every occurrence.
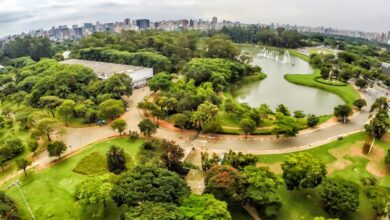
[1,0,390,37]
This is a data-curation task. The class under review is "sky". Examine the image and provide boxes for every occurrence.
[1,0,390,37]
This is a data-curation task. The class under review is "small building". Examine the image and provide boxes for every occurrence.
[381,62,390,76]
[60,59,153,88]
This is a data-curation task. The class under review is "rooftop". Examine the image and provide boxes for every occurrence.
[60,59,153,82]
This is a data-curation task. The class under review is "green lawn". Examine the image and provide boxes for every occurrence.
[257,132,390,220]
[285,69,360,106]
[2,137,144,220]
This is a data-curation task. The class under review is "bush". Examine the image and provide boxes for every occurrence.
[128,130,139,142]
[73,152,108,175]
[202,121,223,133]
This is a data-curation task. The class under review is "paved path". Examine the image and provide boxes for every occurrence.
[1,82,387,187]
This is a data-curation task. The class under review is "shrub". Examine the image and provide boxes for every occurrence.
[73,152,108,175]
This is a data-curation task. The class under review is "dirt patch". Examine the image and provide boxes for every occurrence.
[328,146,350,159]
[365,147,388,177]
[350,141,368,158]
[381,133,390,142]
[327,159,353,174]
[257,162,282,174]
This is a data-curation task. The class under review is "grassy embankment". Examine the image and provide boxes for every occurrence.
[257,132,390,220]
[286,50,361,106]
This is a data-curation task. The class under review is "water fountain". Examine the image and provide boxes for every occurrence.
[258,48,291,65]
[282,50,291,65]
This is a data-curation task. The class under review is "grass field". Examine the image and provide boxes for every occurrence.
[2,137,144,220]
[285,69,360,106]
[257,132,390,220]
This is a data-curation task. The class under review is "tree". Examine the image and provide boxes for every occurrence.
[202,121,223,134]
[355,78,368,89]
[0,191,21,220]
[365,97,390,140]
[272,114,299,137]
[204,165,247,203]
[179,194,231,219]
[106,146,126,174]
[191,102,219,129]
[160,140,184,173]
[110,166,190,206]
[39,96,63,117]
[201,151,220,171]
[222,150,256,171]
[56,99,76,126]
[75,174,115,209]
[353,98,367,110]
[28,140,39,156]
[307,114,320,127]
[148,72,172,92]
[98,99,124,120]
[205,34,239,59]
[16,158,31,176]
[47,141,67,159]
[320,178,360,217]
[293,110,305,119]
[239,118,257,138]
[244,166,283,217]
[125,202,181,220]
[172,113,189,132]
[138,119,158,137]
[364,184,390,218]
[334,105,352,123]
[103,73,133,98]
[281,153,327,190]
[110,119,127,135]
[275,104,291,116]
[31,117,59,142]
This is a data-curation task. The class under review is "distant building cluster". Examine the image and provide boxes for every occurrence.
[0,17,389,45]
[0,17,240,43]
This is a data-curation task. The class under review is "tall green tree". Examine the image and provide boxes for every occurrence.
[334,105,352,123]
[239,118,257,138]
[281,153,327,190]
[56,99,76,126]
[106,146,126,174]
[47,141,67,159]
[16,158,31,176]
[39,96,64,117]
[179,194,231,219]
[244,166,283,217]
[0,191,21,220]
[75,174,116,209]
[98,99,124,120]
[148,72,172,92]
[138,119,159,137]
[110,166,190,206]
[320,178,360,217]
[110,119,128,135]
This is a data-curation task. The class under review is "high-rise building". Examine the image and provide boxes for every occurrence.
[136,19,150,29]
[124,18,131,26]
[212,17,218,24]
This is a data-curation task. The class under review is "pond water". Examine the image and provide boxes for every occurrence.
[231,45,344,115]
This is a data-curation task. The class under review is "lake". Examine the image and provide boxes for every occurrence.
[231,45,344,115]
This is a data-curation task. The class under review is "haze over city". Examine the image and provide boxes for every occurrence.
[1,0,390,36]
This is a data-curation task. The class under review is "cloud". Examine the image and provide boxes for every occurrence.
[0,0,389,37]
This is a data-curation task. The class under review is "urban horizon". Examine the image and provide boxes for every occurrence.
[1,16,390,45]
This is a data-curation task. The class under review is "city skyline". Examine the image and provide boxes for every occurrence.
[1,0,390,37]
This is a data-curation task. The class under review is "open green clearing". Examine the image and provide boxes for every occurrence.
[257,132,390,220]
[2,137,144,220]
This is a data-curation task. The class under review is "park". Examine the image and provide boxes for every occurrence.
[0,27,389,220]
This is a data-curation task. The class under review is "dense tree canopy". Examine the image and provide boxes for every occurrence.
[204,165,247,204]
[0,191,21,220]
[110,166,190,207]
[320,178,360,217]
[282,153,327,190]
[178,194,231,220]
